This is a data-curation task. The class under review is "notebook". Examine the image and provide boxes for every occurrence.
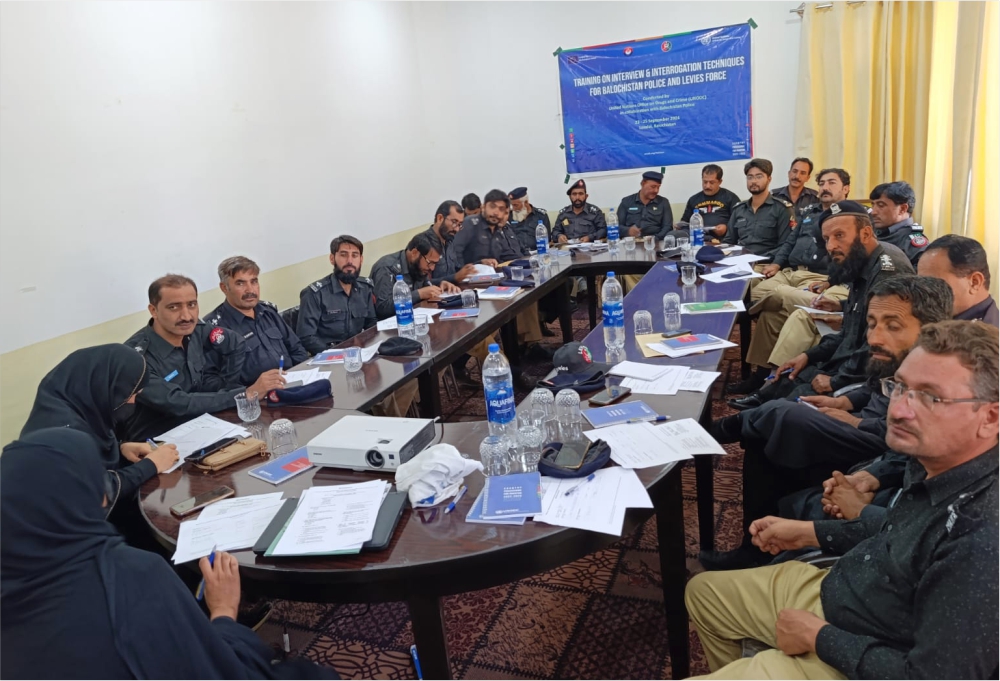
[467,273,503,285]
[478,286,522,301]
[582,400,658,428]
[440,308,481,320]
[480,472,543,518]
[465,490,528,525]
[661,333,725,351]
[248,447,314,485]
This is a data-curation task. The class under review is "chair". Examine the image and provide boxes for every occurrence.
[280,305,300,331]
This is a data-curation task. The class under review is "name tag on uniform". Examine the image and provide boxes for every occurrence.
[628,206,639,212]
[164,370,179,382]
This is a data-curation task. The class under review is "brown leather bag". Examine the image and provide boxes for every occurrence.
[192,438,267,473]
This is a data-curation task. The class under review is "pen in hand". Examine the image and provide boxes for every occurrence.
[278,355,284,372]
[195,545,217,601]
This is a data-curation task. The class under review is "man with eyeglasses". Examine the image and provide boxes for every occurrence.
[687,319,998,680]
[723,158,795,262]
[423,200,477,286]
[703,275,954,571]
[370,232,460,320]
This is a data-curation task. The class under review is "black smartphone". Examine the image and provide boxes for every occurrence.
[551,444,587,469]
[588,385,632,406]
[720,270,749,280]
[170,486,235,517]
[661,328,693,338]
[185,437,238,464]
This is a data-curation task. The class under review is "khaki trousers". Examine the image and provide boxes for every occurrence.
[372,379,420,418]
[517,305,544,344]
[686,562,846,680]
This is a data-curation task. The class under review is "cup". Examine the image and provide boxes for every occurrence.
[530,387,555,418]
[510,266,524,281]
[235,391,261,423]
[676,236,690,250]
[644,235,656,253]
[662,235,676,250]
[344,346,362,372]
[480,435,511,477]
[623,236,636,253]
[414,316,430,337]
[663,293,682,332]
[347,370,367,392]
[516,409,546,472]
[681,264,698,286]
[633,310,654,336]
[268,418,299,457]
[461,289,478,308]
[529,255,541,278]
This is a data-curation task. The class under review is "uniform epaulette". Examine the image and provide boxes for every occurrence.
[467,215,481,226]
[536,207,547,214]
[778,198,793,208]
[558,205,573,214]
[130,337,149,355]
[911,223,925,232]
[260,299,278,311]
[357,276,373,286]
[206,313,222,326]
[879,254,896,271]
[308,278,325,293]
[587,204,599,213]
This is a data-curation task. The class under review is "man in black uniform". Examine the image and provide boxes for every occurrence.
[616,171,674,239]
[423,200,476,285]
[868,181,928,266]
[296,235,378,354]
[507,187,551,253]
[680,164,742,239]
[772,157,820,221]
[918,234,999,325]
[724,158,795,261]
[205,256,309,385]
[461,193,481,216]
[370,232,459,319]
[552,179,607,243]
[730,201,915,409]
[122,274,284,440]
[451,189,526,265]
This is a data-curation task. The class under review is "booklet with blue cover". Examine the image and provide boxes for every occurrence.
[661,333,724,351]
[465,490,528,525]
[248,447,315,485]
[582,400,658,428]
[440,308,481,320]
[480,471,542,519]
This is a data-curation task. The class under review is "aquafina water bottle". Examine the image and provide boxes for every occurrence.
[482,344,517,444]
[606,210,620,253]
[392,275,415,339]
[535,220,548,255]
[690,208,705,254]
[602,271,625,350]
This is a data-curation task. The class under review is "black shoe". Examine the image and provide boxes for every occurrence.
[452,366,479,388]
[237,600,273,631]
[698,546,772,572]
[709,414,742,444]
[727,368,770,395]
[525,344,555,361]
[541,324,556,337]
[727,392,764,411]
[513,371,535,392]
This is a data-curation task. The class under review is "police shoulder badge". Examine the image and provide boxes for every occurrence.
[880,254,895,272]
[910,234,928,248]
[209,327,226,345]
[309,278,324,292]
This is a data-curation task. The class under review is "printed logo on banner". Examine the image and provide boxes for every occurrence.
[623,46,633,55]
[661,41,672,52]
[698,33,713,46]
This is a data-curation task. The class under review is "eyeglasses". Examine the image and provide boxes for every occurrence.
[879,377,991,411]
[421,254,440,268]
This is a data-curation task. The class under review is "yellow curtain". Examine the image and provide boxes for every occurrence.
[793,1,999,295]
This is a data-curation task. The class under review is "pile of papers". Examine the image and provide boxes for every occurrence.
[583,418,726,469]
[643,336,737,359]
[534,467,652,537]
[172,493,286,563]
[156,414,251,474]
[609,361,721,394]
[376,309,442,331]
[478,286,523,301]
[270,480,390,556]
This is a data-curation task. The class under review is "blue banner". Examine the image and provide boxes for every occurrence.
[558,24,752,174]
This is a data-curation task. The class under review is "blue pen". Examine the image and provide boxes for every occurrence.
[444,485,468,514]
[627,415,670,424]
[145,438,159,450]
[278,355,284,371]
[195,545,217,601]
[410,645,423,680]
[766,367,794,381]
[565,473,597,497]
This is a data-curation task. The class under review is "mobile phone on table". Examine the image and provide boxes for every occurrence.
[170,486,235,517]
[185,437,238,465]
[720,270,749,280]
[588,385,632,407]
[661,328,692,339]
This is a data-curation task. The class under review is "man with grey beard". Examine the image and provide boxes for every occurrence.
[507,187,550,254]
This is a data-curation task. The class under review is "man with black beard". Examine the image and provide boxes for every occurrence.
[296,235,378,354]
[729,201,914,410]
[423,200,476,286]
[701,276,954,570]
[552,179,607,243]
[370,233,460,320]
[507,187,551,254]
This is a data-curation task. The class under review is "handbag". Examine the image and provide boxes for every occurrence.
[192,438,267,473]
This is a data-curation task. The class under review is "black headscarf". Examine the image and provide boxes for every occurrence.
[21,344,148,467]
[0,428,330,680]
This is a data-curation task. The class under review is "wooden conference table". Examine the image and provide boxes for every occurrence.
[139,245,746,680]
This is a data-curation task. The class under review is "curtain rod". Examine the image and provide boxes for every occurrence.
[790,1,867,16]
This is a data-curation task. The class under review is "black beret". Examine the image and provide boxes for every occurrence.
[509,187,528,199]
[642,171,664,183]
[567,179,587,196]
[378,337,424,356]
[817,200,874,229]
[696,245,726,263]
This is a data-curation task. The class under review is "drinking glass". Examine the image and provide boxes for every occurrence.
[268,419,299,457]
[480,435,511,477]
[530,387,555,418]
[235,391,263,440]
[681,264,698,286]
[633,310,654,336]
[510,266,524,281]
[414,316,430,337]
[663,293,682,332]
[662,235,676,250]
[677,235,690,250]
[623,236,636,253]
[344,346,362,372]
[347,370,367,392]
[555,389,583,442]
[644,235,656,253]
[461,290,478,308]
[516,409,546,472]
[529,255,541,279]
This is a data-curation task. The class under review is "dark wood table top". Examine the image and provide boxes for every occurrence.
[283,354,430,413]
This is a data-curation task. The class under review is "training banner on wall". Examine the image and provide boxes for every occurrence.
[557,23,752,174]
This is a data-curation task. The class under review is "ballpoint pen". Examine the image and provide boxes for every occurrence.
[444,485,468,514]
[410,645,423,680]
[145,438,159,450]
[195,545,217,601]
[278,355,284,371]
[626,415,670,424]
[564,473,596,497]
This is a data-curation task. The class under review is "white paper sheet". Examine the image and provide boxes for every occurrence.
[646,338,737,358]
[156,414,251,474]
[678,370,722,393]
[584,422,695,469]
[270,480,387,556]
[700,266,764,284]
[470,263,497,275]
[282,368,326,387]
[656,418,727,456]
[534,468,652,536]
[608,361,672,380]
[716,253,768,267]
[679,300,746,315]
[376,309,440,331]
[618,365,689,395]
[794,304,844,317]
[171,493,286,563]
[361,342,384,362]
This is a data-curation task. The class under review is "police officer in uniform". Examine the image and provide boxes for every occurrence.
[507,187,550,253]
[297,235,378,354]
[451,189,526,265]
[552,180,607,243]
[123,274,281,441]
[423,200,476,285]
[868,181,928,266]
[724,158,795,261]
[370,232,459,319]
[205,256,309,386]
[616,171,674,239]
[771,157,820,221]
[918,234,999,326]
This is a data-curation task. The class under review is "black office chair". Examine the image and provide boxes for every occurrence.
[280,305,300,331]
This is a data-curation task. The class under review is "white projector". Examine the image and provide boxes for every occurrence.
[306,415,436,472]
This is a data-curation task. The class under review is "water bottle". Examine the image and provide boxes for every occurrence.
[392,275,415,338]
[483,344,518,443]
[601,271,625,350]
[606,210,620,253]
[690,209,705,253]
[535,220,548,255]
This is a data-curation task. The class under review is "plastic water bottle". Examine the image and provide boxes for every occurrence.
[393,275,415,339]
[535,220,548,254]
[602,271,625,350]
[606,210,620,253]
[690,209,705,253]
[483,344,518,443]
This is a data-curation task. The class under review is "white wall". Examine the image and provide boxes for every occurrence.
[0,1,432,353]
[411,1,803,212]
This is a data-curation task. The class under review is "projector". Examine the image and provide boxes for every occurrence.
[306,415,436,472]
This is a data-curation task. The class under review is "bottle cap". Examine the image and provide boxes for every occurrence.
[607,271,615,278]
[395,275,403,281]
[488,343,499,353]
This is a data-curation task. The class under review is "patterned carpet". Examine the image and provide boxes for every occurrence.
[258,302,747,679]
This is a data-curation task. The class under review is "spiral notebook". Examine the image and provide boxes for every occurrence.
[582,400,658,428]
